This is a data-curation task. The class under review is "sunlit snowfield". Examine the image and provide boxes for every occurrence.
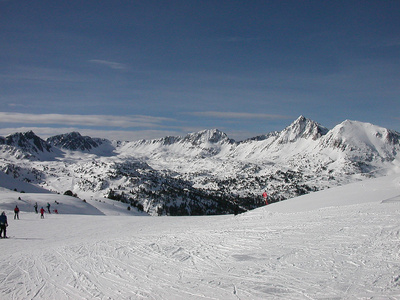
[1,174,400,299]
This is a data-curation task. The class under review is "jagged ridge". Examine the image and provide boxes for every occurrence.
[47,132,106,151]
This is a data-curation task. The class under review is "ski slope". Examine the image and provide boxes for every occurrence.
[0,174,400,299]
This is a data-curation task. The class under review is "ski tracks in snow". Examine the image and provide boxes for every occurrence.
[1,202,400,299]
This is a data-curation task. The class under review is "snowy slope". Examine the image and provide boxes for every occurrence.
[0,189,104,215]
[0,170,51,193]
[0,182,147,217]
[0,174,399,299]
[264,172,400,213]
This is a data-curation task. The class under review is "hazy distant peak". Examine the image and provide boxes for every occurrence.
[183,129,234,145]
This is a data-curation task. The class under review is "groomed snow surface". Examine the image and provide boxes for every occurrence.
[1,174,400,300]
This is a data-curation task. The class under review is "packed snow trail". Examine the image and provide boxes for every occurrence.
[1,202,400,299]
[0,174,400,299]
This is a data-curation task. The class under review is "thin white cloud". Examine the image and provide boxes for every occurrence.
[7,103,29,108]
[186,111,291,120]
[89,59,128,70]
[0,112,173,128]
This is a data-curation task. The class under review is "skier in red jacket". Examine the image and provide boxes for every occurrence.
[263,192,268,205]
[40,207,45,219]
[14,205,20,219]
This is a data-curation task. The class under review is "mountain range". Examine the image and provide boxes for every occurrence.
[1,116,399,215]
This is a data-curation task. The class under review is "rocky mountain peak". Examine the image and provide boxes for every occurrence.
[182,129,234,145]
[0,131,51,153]
[47,132,104,151]
[276,115,329,143]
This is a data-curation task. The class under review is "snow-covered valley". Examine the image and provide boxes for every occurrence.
[1,174,400,299]
[1,116,400,216]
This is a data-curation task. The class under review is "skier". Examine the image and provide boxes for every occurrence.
[34,202,38,214]
[40,207,45,219]
[14,205,19,220]
[233,200,240,216]
[263,191,268,205]
[46,202,51,213]
[0,211,8,238]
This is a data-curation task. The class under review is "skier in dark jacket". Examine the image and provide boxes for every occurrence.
[0,211,8,238]
[34,202,38,214]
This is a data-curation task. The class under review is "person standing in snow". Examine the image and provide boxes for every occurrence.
[233,200,240,215]
[0,211,8,238]
[46,202,51,213]
[34,202,38,214]
[40,207,45,219]
[262,191,268,205]
[14,205,19,219]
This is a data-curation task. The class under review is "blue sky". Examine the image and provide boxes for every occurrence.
[1,0,399,141]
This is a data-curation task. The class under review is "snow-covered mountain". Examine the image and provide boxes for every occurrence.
[273,115,329,143]
[0,130,55,160]
[320,119,400,162]
[47,131,103,151]
[0,116,399,215]
[47,131,116,156]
